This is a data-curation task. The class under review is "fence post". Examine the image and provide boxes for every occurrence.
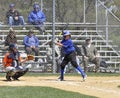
[52,0,56,74]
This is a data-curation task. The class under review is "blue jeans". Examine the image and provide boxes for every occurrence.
[8,16,25,27]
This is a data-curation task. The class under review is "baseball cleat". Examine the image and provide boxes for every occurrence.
[58,76,64,81]
[82,75,87,82]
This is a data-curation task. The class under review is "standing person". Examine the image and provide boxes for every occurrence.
[28,3,46,34]
[60,44,82,73]
[55,30,86,81]
[2,44,30,81]
[23,29,39,62]
[4,28,17,50]
[81,37,100,73]
[6,3,26,29]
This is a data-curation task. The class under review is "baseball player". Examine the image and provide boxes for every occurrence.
[55,30,87,81]
[2,43,31,81]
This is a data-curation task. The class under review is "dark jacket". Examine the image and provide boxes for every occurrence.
[6,9,20,19]
[4,32,17,46]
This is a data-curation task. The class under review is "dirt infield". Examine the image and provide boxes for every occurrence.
[0,76,120,98]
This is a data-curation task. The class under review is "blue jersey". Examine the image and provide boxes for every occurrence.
[61,39,75,55]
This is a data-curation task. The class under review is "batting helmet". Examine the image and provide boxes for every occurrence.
[9,3,15,7]
[63,30,71,36]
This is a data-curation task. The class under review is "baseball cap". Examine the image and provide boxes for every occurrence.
[85,37,91,41]
[63,30,71,36]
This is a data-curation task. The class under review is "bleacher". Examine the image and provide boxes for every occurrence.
[0,22,120,73]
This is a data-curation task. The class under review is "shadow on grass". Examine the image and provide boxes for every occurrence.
[0,86,97,98]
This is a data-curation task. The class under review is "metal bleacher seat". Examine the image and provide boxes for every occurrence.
[0,22,120,73]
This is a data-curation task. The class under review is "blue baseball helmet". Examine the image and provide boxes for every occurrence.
[63,30,71,36]
[9,3,15,7]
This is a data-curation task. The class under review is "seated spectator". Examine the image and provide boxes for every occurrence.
[6,3,26,29]
[4,28,17,50]
[81,37,100,73]
[23,29,39,61]
[28,3,46,34]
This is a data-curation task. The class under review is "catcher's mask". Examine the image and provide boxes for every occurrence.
[9,44,17,52]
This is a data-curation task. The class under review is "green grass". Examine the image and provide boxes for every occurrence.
[0,86,96,98]
[118,85,120,88]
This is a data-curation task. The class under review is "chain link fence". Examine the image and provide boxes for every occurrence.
[0,0,120,73]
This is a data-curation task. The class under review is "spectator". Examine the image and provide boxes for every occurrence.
[23,29,39,61]
[28,3,46,34]
[6,3,26,29]
[2,43,30,81]
[81,37,100,73]
[4,28,17,50]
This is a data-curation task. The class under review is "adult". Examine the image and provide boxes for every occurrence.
[4,28,17,50]
[23,29,39,61]
[6,3,26,29]
[81,37,100,73]
[28,3,46,34]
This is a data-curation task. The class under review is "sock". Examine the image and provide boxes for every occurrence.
[76,66,86,78]
[60,69,64,80]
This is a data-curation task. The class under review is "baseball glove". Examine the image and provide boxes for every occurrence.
[26,55,34,60]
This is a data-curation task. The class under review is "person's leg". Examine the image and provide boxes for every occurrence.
[32,47,39,61]
[8,16,14,26]
[25,47,33,55]
[12,68,29,80]
[82,56,89,73]
[5,66,16,81]
[59,56,69,81]
[92,57,100,72]
[12,64,32,80]
[32,22,45,34]
[38,24,45,35]
[19,16,25,28]
[70,52,86,79]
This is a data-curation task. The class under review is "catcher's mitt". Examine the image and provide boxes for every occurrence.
[26,55,34,60]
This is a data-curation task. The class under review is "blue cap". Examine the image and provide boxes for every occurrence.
[63,30,71,36]
[33,4,40,9]
[9,3,15,7]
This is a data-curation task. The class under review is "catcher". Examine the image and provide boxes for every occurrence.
[2,43,34,81]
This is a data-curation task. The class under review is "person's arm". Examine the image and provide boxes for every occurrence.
[40,11,46,22]
[94,47,100,57]
[55,42,63,47]
[2,53,9,68]
[23,36,31,47]
[34,36,39,47]
[19,56,28,63]
[6,11,11,18]
[28,12,34,23]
